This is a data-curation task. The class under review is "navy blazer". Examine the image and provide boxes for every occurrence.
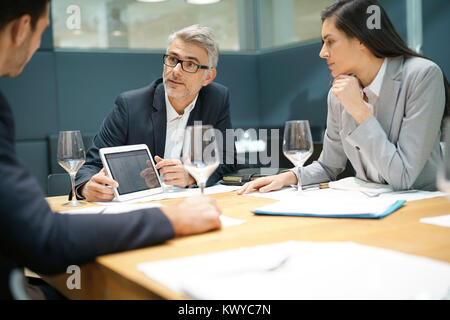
[0,91,175,299]
[76,78,237,189]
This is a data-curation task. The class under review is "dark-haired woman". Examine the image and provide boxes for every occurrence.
[238,0,448,194]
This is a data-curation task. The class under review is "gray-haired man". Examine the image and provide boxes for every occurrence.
[76,25,236,202]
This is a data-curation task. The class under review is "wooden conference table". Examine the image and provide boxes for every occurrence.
[43,192,450,300]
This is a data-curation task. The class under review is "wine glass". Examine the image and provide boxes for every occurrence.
[437,118,450,201]
[182,125,220,194]
[283,120,314,194]
[57,131,86,207]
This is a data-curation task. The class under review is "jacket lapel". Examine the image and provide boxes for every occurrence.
[376,56,403,139]
[151,82,167,158]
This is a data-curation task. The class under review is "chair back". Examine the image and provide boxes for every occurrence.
[47,173,70,197]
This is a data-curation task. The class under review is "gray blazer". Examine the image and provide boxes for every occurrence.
[294,56,445,191]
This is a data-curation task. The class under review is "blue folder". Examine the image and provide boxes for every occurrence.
[253,200,406,219]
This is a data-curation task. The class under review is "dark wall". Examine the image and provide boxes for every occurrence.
[0,0,448,193]
[55,52,261,132]
[258,41,329,130]
[379,0,407,40]
[423,0,450,76]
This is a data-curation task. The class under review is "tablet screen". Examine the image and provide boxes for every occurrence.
[104,149,161,195]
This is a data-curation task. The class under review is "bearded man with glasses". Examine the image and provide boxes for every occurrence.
[75,25,236,202]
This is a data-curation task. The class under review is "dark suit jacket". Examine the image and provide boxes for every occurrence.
[0,91,175,299]
[76,79,237,190]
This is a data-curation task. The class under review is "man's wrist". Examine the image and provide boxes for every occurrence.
[280,171,298,186]
[160,205,181,236]
[76,182,87,200]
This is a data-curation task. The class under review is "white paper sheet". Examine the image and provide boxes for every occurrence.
[245,186,444,203]
[137,241,450,300]
[94,184,240,206]
[220,216,246,228]
[61,203,246,228]
[420,214,450,228]
[60,202,162,214]
[329,177,394,194]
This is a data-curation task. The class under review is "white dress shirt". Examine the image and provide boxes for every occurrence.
[163,92,198,160]
[359,58,388,183]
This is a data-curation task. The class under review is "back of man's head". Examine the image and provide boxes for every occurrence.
[0,0,49,30]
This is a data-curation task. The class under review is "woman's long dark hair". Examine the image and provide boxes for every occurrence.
[321,0,450,130]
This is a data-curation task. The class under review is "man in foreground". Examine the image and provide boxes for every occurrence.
[0,0,222,300]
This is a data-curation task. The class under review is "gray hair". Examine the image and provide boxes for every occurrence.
[167,25,219,69]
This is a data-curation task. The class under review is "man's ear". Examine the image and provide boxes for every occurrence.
[10,15,32,46]
[202,68,217,87]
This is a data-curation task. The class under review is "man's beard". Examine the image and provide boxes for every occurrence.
[163,72,208,99]
[163,74,190,98]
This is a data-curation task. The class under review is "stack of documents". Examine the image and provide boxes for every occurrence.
[253,197,405,219]
[247,187,444,202]
[328,177,394,195]
[246,177,444,218]
[137,241,450,300]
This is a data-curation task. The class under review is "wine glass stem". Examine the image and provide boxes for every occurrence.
[69,172,78,204]
[200,183,205,194]
[297,170,302,193]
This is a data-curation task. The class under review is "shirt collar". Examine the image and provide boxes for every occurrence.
[364,58,388,98]
[165,92,198,122]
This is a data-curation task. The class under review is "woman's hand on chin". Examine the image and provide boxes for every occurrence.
[332,75,371,125]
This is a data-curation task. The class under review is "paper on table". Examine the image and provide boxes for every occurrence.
[420,214,450,228]
[243,177,394,200]
[253,197,404,218]
[243,187,302,201]
[137,241,450,300]
[245,186,444,203]
[220,216,246,228]
[94,184,240,206]
[61,203,246,227]
[329,177,393,194]
[60,202,162,214]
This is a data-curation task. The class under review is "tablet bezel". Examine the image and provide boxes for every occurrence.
[99,144,163,202]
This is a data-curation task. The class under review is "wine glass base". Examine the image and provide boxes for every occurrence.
[62,200,86,207]
[163,185,184,193]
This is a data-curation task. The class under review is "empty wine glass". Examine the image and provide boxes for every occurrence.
[283,120,314,194]
[182,125,220,194]
[437,118,450,201]
[57,130,86,207]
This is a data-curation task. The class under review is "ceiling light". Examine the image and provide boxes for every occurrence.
[186,0,221,4]
[136,0,168,3]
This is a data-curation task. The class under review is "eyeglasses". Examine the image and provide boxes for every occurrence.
[163,54,210,74]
